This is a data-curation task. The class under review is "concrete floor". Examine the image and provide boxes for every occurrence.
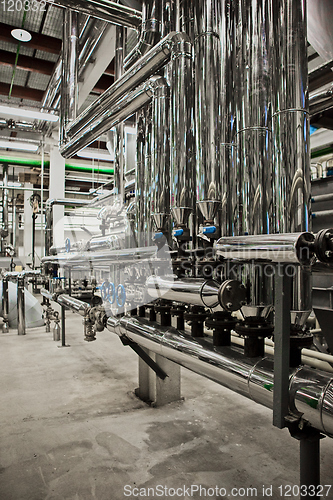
[0,311,333,500]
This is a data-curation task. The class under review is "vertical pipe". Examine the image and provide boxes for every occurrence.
[40,138,44,258]
[60,9,79,146]
[114,26,126,201]
[17,276,25,336]
[151,79,170,233]
[194,0,222,224]
[2,164,9,254]
[135,110,145,246]
[272,0,311,328]
[2,278,9,333]
[300,434,321,497]
[12,196,18,256]
[143,103,153,243]
[61,305,66,346]
[170,33,195,228]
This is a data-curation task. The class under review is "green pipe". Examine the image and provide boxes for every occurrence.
[0,155,114,175]
[311,146,333,159]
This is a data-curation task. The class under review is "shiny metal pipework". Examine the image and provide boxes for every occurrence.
[17,275,25,336]
[143,104,153,243]
[161,0,177,37]
[135,110,146,245]
[146,276,221,308]
[2,277,9,333]
[40,288,56,302]
[170,33,195,227]
[78,19,108,75]
[151,79,170,232]
[45,0,141,29]
[60,9,79,146]
[114,25,125,200]
[179,0,195,41]
[45,198,91,256]
[60,76,164,158]
[41,56,62,113]
[216,232,316,265]
[1,164,8,251]
[106,315,333,437]
[272,0,310,234]
[124,0,161,70]
[194,0,222,223]
[66,32,180,141]
[272,0,311,328]
[310,85,333,116]
[57,294,89,317]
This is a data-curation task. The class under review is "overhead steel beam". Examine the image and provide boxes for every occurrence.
[0,49,55,75]
[0,22,61,55]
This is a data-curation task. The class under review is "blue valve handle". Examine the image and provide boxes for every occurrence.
[116,284,126,307]
[65,238,71,253]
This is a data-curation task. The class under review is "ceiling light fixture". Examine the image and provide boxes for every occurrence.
[0,140,39,152]
[11,29,32,42]
[0,105,59,123]
[77,148,114,162]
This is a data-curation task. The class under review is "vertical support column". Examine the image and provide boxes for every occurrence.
[273,266,291,429]
[114,25,126,201]
[300,432,321,498]
[1,163,9,255]
[61,305,66,347]
[49,147,65,249]
[17,276,25,336]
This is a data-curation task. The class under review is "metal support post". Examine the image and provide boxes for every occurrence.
[17,276,26,335]
[273,265,291,429]
[300,431,321,497]
[61,305,67,347]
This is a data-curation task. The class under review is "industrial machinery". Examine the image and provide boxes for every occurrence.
[2,0,333,494]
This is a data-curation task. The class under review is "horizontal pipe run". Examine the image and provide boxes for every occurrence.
[45,0,141,29]
[216,232,315,264]
[309,86,333,116]
[60,77,161,158]
[312,210,333,219]
[312,193,333,204]
[65,32,188,140]
[57,294,89,316]
[106,315,333,437]
[40,288,56,301]
[146,276,220,308]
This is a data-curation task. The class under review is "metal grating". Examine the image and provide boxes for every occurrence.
[34,50,59,62]
[42,5,63,39]
[27,72,49,91]
[0,40,35,57]
[0,8,44,33]
[0,66,28,87]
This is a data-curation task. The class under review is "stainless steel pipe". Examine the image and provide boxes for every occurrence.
[45,0,141,29]
[114,25,126,200]
[1,164,8,245]
[17,276,25,336]
[41,288,56,302]
[106,315,333,437]
[57,294,89,316]
[124,0,161,70]
[2,277,9,333]
[60,9,79,146]
[146,275,220,308]
[309,85,333,116]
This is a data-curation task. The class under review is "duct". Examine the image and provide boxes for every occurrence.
[78,19,108,75]
[106,315,333,437]
[0,280,44,329]
[57,293,89,316]
[170,33,195,227]
[65,31,183,142]
[151,79,170,232]
[1,164,8,245]
[45,0,141,29]
[216,233,316,265]
[309,85,333,116]
[45,198,91,256]
[59,76,162,158]
[124,0,161,71]
[146,276,221,308]
[41,57,62,112]
[60,9,79,146]
[194,0,222,223]
[114,26,126,200]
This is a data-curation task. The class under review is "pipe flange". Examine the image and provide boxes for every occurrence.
[218,280,247,312]
[206,311,237,331]
[289,332,314,350]
[184,309,207,324]
[235,318,274,338]
[314,228,333,263]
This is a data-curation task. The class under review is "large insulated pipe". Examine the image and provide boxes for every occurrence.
[60,70,169,158]
[57,293,89,316]
[309,85,333,116]
[60,9,79,146]
[151,79,170,233]
[170,33,195,228]
[272,0,311,327]
[45,0,141,29]
[124,0,161,70]
[114,25,125,200]
[78,19,108,75]
[106,315,333,437]
[66,32,180,141]
[194,0,222,223]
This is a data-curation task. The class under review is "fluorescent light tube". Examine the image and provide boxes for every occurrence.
[0,140,39,152]
[0,105,59,123]
[77,148,113,161]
